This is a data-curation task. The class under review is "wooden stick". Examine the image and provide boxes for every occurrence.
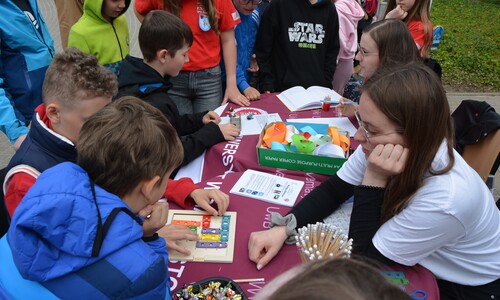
[233,278,265,283]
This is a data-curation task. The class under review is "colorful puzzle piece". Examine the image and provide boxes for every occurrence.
[173,220,201,226]
[200,234,221,242]
[167,211,236,263]
[202,228,221,234]
[196,241,228,248]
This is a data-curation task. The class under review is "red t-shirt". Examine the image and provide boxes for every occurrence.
[135,0,240,71]
[408,18,431,54]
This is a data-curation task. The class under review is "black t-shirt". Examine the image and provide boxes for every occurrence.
[12,0,42,35]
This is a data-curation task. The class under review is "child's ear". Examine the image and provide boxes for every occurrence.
[158,49,170,64]
[46,103,62,124]
[140,175,161,202]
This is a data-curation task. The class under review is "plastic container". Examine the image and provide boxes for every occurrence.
[172,276,248,300]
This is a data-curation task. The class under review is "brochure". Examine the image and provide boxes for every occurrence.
[229,170,304,207]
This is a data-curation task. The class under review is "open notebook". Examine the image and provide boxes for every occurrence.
[277,86,342,111]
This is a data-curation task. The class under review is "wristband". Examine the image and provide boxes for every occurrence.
[142,233,159,242]
[358,185,386,191]
[269,212,298,245]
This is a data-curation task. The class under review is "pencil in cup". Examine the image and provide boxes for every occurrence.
[295,222,353,263]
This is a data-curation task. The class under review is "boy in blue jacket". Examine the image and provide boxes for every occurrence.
[221,0,262,101]
[0,97,182,299]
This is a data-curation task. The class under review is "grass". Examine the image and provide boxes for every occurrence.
[430,0,499,92]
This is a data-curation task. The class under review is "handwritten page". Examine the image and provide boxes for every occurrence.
[229,170,304,207]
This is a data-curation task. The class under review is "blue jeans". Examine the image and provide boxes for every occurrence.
[168,65,223,115]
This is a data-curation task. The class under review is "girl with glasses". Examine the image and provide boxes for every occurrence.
[341,19,420,114]
[249,62,500,300]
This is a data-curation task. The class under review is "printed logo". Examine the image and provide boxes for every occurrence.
[288,22,325,49]
[24,11,39,30]
[232,11,240,21]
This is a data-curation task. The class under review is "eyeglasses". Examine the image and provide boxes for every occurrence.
[357,43,378,59]
[354,110,402,143]
[238,0,262,5]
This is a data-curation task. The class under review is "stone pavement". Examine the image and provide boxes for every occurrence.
[1,1,499,200]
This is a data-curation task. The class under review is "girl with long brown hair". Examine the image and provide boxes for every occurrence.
[383,0,433,58]
[248,62,500,299]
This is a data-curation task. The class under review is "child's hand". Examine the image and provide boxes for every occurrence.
[335,98,358,117]
[219,123,240,140]
[385,5,407,20]
[243,87,261,101]
[363,144,409,187]
[190,188,230,216]
[222,85,250,107]
[202,111,221,124]
[157,224,199,255]
[248,54,259,72]
[139,200,169,238]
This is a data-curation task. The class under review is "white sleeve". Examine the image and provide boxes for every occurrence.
[336,146,366,185]
[373,189,465,266]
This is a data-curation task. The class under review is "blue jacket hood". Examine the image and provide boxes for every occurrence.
[8,162,143,282]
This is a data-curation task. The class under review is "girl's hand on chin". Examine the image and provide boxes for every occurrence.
[363,144,409,187]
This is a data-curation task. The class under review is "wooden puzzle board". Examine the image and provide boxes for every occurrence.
[166,210,237,263]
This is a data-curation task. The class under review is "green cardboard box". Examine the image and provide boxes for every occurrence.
[257,122,348,175]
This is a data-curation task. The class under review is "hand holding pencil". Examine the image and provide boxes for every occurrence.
[335,97,358,118]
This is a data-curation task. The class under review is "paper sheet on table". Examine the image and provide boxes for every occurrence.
[221,113,282,136]
[229,170,304,207]
[214,103,228,116]
[174,151,204,183]
[286,117,357,136]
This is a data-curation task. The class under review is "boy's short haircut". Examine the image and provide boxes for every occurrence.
[139,10,194,62]
[77,96,184,197]
[42,48,118,108]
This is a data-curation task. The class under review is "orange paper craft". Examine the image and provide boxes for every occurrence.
[263,122,287,148]
[328,127,350,152]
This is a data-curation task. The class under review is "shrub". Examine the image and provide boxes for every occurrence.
[431,0,499,92]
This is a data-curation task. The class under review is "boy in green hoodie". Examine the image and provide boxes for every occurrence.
[68,0,130,75]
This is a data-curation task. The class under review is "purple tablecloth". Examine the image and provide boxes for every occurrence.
[168,94,440,299]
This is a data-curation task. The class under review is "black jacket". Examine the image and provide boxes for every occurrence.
[117,56,225,166]
[255,0,339,92]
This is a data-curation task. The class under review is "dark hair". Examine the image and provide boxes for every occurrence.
[363,62,454,221]
[163,0,219,34]
[267,258,412,300]
[139,10,193,61]
[77,96,184,197]
[43,48,117,107]
[383,0,432,57]
[363,19,420,67]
